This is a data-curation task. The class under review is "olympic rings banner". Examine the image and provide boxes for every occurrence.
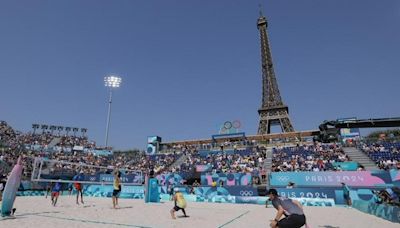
[219,120,241,134]
[270,171,394,187]
[192,187,334,206]
[194,186,259,201]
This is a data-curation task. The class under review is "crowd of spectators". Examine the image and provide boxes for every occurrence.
[360,142,400,170]
[4,119,347,185]
[372,187,400,207]
[20,133,96,151]
[1,121,96,151]
[7,119,391,187]
[160,139,260,154]
[0,121,20,149]
[1,148,181,181]
[1,120,187,181]
[271,143,351,172]
[164,144,267,185]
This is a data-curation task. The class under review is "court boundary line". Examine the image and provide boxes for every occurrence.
[217,210,250,228]
[33,214,153,228]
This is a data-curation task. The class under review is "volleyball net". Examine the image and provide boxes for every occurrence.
[31,157,143,186]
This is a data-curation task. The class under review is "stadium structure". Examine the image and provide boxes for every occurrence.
[1,9,400,228]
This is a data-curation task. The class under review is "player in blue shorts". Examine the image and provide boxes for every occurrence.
[51,181,62,206]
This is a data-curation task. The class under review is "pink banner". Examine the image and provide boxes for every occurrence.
[271,171,390,187]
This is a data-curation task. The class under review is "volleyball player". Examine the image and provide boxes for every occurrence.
[170,188,188,219]
[267,188,306,228]
[51,180,62,206]
[73,171,84,205]
[112,170,122,209]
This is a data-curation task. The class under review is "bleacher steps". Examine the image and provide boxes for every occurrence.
[168,153,187,171]
[262,147,273,186]
[343,147,377,170]
[47,137,61,148]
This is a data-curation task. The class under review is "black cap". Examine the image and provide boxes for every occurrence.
[267,189,278,196]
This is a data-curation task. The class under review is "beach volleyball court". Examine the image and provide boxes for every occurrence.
[1,196,398,228]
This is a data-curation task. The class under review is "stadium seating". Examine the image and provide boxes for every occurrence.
[272,144,351,172]
[360,142,400,170]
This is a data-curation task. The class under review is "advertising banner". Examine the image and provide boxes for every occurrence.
[275,187,336,199]
[156,173,185,186]
[332,162,358,171]
[353,200,400,223]
[270,171,392,187]
[84,185,144,198]
[390,169,400,187]
[99,173,143,184]
[201,173,252,186]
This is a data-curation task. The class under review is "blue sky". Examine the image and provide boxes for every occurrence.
[0,0,399,150]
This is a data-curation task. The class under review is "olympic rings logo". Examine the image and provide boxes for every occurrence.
[224,121,233,129]
[240,190,254,197]
[220,120,242,133]
[232,120,241,129]
[89,177,96,181]
[277,176,290,182]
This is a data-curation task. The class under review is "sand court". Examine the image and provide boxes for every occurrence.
[1,196,398,228]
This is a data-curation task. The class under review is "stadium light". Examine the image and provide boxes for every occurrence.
[72,127,79,136]
[65,127,71,136]
[104,75,122,148]
[81,128,87,137]
[49,125,57,135]
[57,126,64,136]
[104,76,122,88]
[41,124,48,134]
[32,124,40,135]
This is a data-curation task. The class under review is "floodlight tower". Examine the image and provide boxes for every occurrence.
[104,75,122,148]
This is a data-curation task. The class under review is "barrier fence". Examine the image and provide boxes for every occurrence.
[353,200,400,223]
[270,170,399,187]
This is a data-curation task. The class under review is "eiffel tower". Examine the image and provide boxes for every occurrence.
[257,10,294,134]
